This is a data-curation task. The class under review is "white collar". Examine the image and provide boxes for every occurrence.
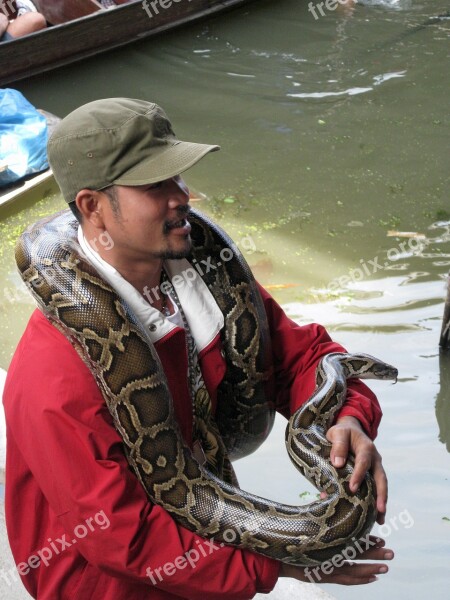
[77,227,224,351]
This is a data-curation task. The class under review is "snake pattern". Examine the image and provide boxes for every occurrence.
[16,208,397,565]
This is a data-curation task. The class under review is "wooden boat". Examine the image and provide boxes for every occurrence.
[0,168,55,209]
[0,0,256,86]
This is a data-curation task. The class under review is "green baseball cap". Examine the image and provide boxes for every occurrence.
[47,98,220,204]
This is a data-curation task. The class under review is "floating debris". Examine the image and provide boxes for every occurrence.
[387,231,426,239]
[189,190,207,202]
[264,283,299,290]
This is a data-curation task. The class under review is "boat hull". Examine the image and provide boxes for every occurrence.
[0,0,256,86]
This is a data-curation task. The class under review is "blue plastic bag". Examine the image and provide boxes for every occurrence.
[0,88,49,187]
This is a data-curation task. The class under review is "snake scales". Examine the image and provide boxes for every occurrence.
[16,208,397,565]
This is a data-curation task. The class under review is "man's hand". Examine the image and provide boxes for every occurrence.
[326,415,387,524]
[280,536,394,585]
[279,416,394,587]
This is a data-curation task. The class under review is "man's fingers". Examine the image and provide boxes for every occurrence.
[349,448,373,492]
[327,432,350,468]
[325,419,390,524]
[372,457,388,520]
[323,565,385,585]
[358,545,395,561]
[367,535,386,548]
[287,540,394,586]
[377,511,386,525]
[318,561,391,585]
[329,574,378,585]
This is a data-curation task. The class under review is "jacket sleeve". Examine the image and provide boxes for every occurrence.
[259,285,382,439]
[5,311,279,599]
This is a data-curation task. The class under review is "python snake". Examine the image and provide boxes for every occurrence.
[16,208,397,565]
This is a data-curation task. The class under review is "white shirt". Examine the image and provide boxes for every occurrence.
[77,227,224,352]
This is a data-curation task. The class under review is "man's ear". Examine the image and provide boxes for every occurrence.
[75,189,105,228]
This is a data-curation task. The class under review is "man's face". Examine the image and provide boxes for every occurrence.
[100,175,192,264]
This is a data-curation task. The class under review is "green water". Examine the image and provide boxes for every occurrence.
[1,0,449,598]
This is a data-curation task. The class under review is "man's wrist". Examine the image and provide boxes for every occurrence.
[279,563,308,581]
[336,415,362,429]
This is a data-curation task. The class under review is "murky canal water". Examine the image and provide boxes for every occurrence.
[1,0,449,598]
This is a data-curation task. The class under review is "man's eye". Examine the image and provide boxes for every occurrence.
[148,182,163,190]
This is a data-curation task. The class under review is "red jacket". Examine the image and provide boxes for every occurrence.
[3,286,381,599]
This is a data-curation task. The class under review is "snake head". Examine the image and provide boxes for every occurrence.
[371,362,398,381]
[343,353,398,382]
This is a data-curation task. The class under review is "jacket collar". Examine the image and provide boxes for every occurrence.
[77,227,224,351]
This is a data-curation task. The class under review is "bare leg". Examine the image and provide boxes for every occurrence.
[7,12,46,38]
[0,14,9,37]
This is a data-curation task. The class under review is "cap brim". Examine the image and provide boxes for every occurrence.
[111,140,220,186]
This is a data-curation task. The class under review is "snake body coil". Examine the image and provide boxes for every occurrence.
[16,209,397,565]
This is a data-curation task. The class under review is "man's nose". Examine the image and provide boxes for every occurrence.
[167,177,189,209]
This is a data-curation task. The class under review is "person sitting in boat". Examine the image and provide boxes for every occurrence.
[0,0,46,43]
[3,98,394,599]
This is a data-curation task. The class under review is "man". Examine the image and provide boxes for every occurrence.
[3,98,393,599]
